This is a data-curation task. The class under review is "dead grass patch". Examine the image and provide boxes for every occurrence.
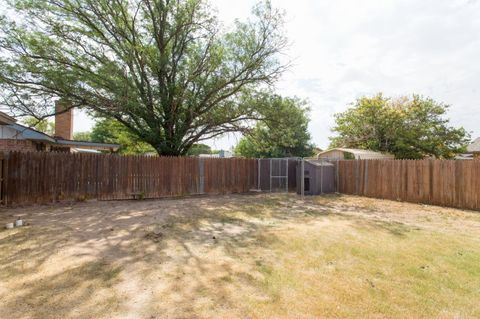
[1,194,479,318]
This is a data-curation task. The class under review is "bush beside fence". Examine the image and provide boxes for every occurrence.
[1,152,258,206]
[337,160,480,210]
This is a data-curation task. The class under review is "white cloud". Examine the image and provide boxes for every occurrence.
[81,0,480,150]
[271,0,480,148]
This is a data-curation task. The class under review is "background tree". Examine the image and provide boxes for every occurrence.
[186,143,213,156]
[235,94,314,158]
[90,118,156,155]
[0,0,288,155]
[80,118,217,155]
[73,131,92,141]
[22,117,55,135]
[330,94,470,159]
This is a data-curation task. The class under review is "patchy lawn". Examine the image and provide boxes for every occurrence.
[1,194,480,319]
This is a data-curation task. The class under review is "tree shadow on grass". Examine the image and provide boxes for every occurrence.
[2,261,123,319]
[1,192,433,318]
[351,218,417,237]
[0,194,290,319]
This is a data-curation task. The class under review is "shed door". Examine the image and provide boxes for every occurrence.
[304,177,310,192]
[321,165,335,193]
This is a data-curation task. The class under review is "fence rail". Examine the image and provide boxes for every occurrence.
[1,151,258,206]
[337,159,480,210]
[3,152,480,211]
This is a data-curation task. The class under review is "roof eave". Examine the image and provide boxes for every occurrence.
[317,148,395,159]
[55,139,120,151]
[0,112,16,125]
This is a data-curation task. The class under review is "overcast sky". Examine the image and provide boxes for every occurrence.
[76,0,480,150]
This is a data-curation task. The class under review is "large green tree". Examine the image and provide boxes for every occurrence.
[235,94,314,158]
[330,94,470,159]
[0,0,287,155]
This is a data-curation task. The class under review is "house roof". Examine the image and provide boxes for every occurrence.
[455,153,474,160]
[56,139,119,151]
[317,148,395,160]
[305,159,335,167]
[9,123,56,143]
[467,138,480,153]
[0,111,16,125]
[5,123,119,151]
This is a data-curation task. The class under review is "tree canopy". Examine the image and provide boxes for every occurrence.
[73,131,92,142]
[79,117,220,155]
[235,94,314,158]
[89,118,156,154]
[185,143,214,156]
[330,94,470,159]
[22,117,54,135]
[0,0,288,155]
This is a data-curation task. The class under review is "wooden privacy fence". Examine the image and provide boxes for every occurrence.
[4,152,480,211]
[337,160,480,210]
[0,153,5,205]
[1,151,258,206]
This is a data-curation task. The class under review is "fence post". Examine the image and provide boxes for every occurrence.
[199,157,205,194]
[301,158,305,198]
[1,152,8,206]
[95,155,99,199]
[0,153,3,205]
[320,160,323,194]
[336,159,340,193]
[364,160,369,195]
[269,158,272,192]
[286,158,289,192]
[257,159,261,191]
[355,160,360,195]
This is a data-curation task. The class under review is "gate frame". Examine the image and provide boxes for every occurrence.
[269,158,289,193]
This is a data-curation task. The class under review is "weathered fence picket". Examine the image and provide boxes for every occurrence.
[337,159,480,210]
[2,153,479,211]
[1,152,258,206]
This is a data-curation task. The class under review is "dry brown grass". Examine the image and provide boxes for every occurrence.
[1,194,479,319]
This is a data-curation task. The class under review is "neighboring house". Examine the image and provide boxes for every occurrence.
[316,148,395,160]
[455,153,474,160]
[466,137,480,159]
[198,150,233,158]
[0,101,119,153]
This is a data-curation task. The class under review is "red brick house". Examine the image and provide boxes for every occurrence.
[0,101,119,153]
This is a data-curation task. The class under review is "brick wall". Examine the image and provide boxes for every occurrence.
[0,139,37,152]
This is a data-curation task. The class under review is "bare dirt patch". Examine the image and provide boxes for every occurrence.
[1,194,479,319]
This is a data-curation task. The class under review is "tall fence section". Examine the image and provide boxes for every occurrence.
[1,152,479,211]
[1,152,257,205]
[257,158,298,192]
[0,153,5,205]
[337,160,480,211]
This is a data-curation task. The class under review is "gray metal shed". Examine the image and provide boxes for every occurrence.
[296,160,335,195]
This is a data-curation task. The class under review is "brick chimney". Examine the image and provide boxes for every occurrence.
[54,99,73,140]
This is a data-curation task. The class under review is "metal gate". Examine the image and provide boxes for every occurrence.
[255,158,298,193]
[269,158,288,192]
